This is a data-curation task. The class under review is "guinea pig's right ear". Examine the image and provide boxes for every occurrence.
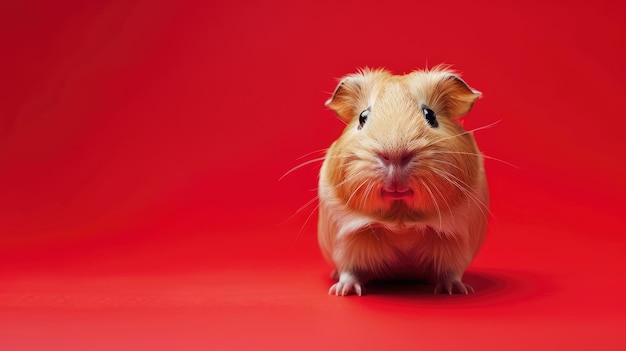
[325,76,362,123]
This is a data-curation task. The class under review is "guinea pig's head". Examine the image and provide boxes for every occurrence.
[323,67,483,224]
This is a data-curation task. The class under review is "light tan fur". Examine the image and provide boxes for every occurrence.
[318,66,488,296]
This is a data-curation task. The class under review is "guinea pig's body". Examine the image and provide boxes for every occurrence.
[318,67,488,296]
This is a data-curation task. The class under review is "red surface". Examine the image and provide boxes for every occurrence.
[1,0,625,349]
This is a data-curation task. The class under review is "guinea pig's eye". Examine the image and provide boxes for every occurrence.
[358,108,370,130]
[422,106,438,128]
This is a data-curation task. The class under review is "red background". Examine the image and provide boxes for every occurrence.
[1,0,625,349]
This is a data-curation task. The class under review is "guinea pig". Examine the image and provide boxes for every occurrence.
[318,66,488,296]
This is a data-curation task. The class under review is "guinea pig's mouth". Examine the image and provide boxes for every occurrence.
[381,189,414,201]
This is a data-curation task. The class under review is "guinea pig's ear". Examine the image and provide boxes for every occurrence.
[325,75,363,123]
[414,69,482,118]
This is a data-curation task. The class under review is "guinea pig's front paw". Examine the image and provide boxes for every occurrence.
[328,272,363,296]
[434,279,475,295]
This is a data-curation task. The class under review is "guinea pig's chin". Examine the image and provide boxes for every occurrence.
[366,198,429,224]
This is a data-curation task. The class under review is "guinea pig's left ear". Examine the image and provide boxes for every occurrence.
[325,75,362,123]
[415,70,482,118]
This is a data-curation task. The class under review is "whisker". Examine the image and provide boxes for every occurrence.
[426,177,454,225]
[280,195,320,226]
[279,157,326,181]
[429,166,474,191]
[431,150,520,169]
[296,148,329,160]
[430,159,463,172]
[428,166,492,219]
[431,169,484,218]
[367,223,380,241]
[327,171,368,192]
[361,180,375,211]
[345,180,368,207]
[294,201,322,245]
[430,120,502,146]
[285,171,371,238]
[279,155,343,181]
[443,175,490,219]
[420,178,442,231]
[480,155,520,169]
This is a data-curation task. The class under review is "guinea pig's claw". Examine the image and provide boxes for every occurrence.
[354,284,363,296]
[328,281,363,296]
[434,281,474,295]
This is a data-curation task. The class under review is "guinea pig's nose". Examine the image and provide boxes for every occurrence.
[377,150,414,167]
